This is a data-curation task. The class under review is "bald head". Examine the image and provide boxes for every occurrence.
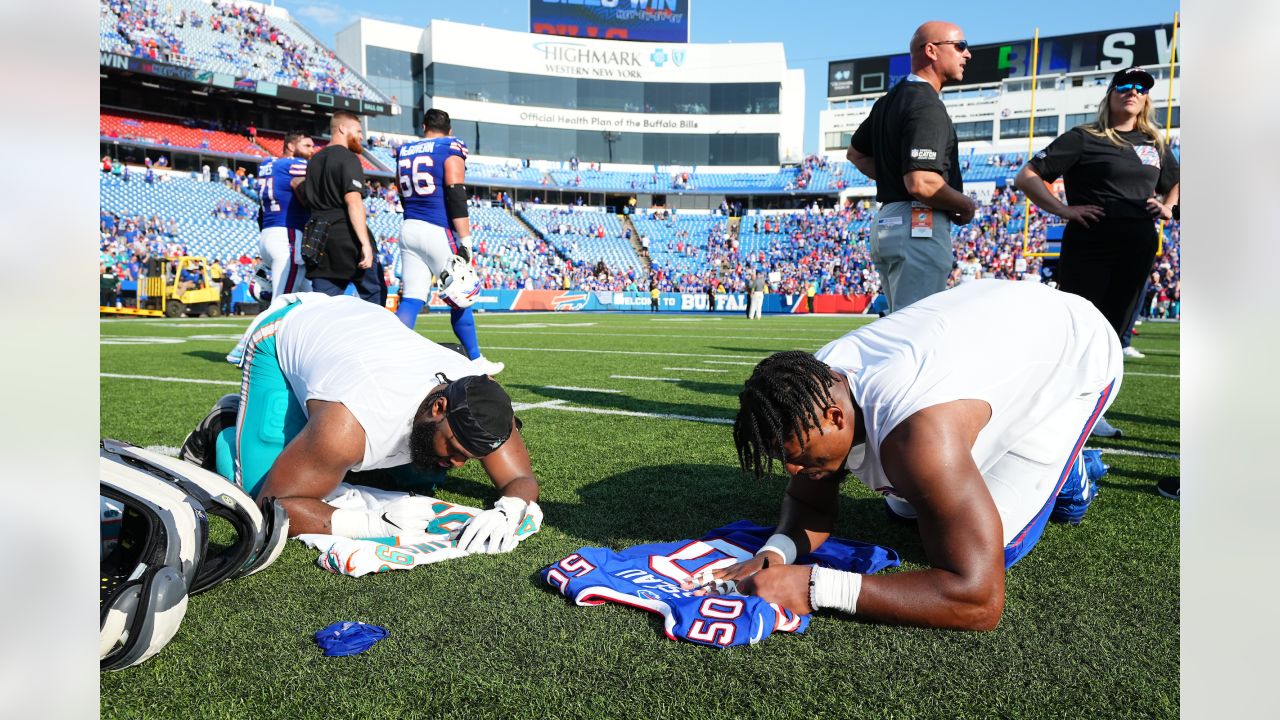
[908,21,970,86]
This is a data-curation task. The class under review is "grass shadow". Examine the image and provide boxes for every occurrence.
[184,349,236,364]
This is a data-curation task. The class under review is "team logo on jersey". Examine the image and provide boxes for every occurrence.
[636,589,662,601]
[1132,145,1161,168]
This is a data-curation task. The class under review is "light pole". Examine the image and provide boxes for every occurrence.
[602,130,621,164]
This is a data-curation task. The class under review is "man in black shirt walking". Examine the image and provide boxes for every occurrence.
[847,21,976,314]
[296,111,385,305]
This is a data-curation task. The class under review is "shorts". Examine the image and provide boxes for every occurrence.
[400,219,459,301]
[257,226,308,301]
[994,378,1119,567]
[217,301,308,497]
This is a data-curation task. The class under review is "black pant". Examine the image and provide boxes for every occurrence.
[1057,219,1157,339]
[311,261,387,306]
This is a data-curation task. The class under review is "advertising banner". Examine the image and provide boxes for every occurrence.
[406,289,869,314]
[828,23,1176,97]
[531,0,690,43]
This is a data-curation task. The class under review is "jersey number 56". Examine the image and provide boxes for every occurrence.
[398,155,436,197]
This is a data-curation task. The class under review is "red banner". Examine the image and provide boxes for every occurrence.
[790,294,871,314]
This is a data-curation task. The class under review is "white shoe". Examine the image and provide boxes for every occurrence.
[473,356,505,376]
[1090,416,1123,438]
[1122,346,1145,359]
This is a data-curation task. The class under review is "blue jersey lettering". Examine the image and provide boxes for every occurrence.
[398,136,468,227]
[259,157,310,230]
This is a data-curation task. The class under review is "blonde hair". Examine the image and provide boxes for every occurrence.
[1084,88,1165,152]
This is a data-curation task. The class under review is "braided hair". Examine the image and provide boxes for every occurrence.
[733,351,838,482]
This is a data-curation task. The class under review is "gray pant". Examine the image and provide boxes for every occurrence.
[870,201,953,313]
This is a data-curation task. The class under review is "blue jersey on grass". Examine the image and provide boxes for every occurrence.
[542,521,899,647]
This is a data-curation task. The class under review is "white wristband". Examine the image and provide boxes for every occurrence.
[756,533,796,565]
[809,565,863,615]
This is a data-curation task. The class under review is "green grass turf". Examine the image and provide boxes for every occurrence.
[99,310,1180,719]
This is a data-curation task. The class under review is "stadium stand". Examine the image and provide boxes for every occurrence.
[519,207,644,276]
[99,0,385,102]
[101,110,267,159]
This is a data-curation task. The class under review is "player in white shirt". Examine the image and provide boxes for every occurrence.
[219,293,539,553]
[958,252,982,283]
[711,280,1122,630]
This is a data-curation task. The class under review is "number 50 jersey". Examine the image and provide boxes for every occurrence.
[541,521,900,648]
[396,136,468,228]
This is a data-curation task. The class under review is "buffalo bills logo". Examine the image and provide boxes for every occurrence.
[636,590,662,601]
[1133,145,1161,168]
[552,292,589,311]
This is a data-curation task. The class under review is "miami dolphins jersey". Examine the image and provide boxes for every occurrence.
[542,521,899,647]
[258,157,309,230]
[397,136,468,227]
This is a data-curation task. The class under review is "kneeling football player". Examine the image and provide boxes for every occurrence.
[713,280,1122,630]
[217,293,539,554]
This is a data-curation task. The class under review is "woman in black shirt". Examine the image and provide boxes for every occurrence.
[1015,66,1179,437]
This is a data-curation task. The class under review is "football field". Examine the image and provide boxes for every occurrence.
[100,310,1180,719]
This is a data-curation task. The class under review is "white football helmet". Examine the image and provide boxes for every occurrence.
[247,262,272,304]
[439,254,481,309]
[99,439,291,671]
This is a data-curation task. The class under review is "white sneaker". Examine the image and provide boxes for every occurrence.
[1090,416,1123,438]
[1122,346,1145,359]
[473,356,505,376]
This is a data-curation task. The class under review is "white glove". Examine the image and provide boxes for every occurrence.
[379,495,441,536]
[456,234,474,262]
[457,496,527,554]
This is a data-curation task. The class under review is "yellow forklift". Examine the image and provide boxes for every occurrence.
[100,256,223,318]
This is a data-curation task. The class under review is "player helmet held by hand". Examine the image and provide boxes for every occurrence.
[439,254,481,309]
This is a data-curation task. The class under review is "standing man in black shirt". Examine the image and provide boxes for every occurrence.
[296,111,385,305]
[847,21,976,314]
[1015,66,1179,440]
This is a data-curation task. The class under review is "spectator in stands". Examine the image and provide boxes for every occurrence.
[1015,67,1179,441]
[101,156,112,173]
[846,21,976,314]
[294,111,383,305]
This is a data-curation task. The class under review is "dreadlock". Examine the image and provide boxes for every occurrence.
[733,351,838,482]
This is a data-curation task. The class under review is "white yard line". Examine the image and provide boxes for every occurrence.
[610,374,682,382]
[702,360,760,366]
[541,385,622,394]
[663,367,729,373]
[105,374,1178,455]
[486,346,762,360]
[101,373,239,386]
[1089,446,1180,460]
[474,329,836,343]
[510,399,569,412]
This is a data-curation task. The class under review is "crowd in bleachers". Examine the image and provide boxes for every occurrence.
[97,149,1181,310]
[100,0,382,101]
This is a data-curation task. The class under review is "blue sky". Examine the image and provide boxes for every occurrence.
[273,0,1179,154]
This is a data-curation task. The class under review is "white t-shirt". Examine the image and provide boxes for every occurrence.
[958,260,982,283]
[272,294,482,470]
[814,280,1121,498]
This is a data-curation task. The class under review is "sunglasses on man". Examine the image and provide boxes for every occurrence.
[924,40,969,52]
[1113,83,1150,95]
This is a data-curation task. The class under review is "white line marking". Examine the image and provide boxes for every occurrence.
[610,374,682,382]
[100,337,188,345]
[519,402,733,425]
[663,367,728,373]
[542,385,622,394]
[472,329,837,343]
[511,399,568,412]
[1137,349,1180,356]
[144,445,182,457]
[1126,372,1180,378]
[1089,446,1180,460]
[101,373,239,386]
[486,346,762,361]
[702,360,759,366]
